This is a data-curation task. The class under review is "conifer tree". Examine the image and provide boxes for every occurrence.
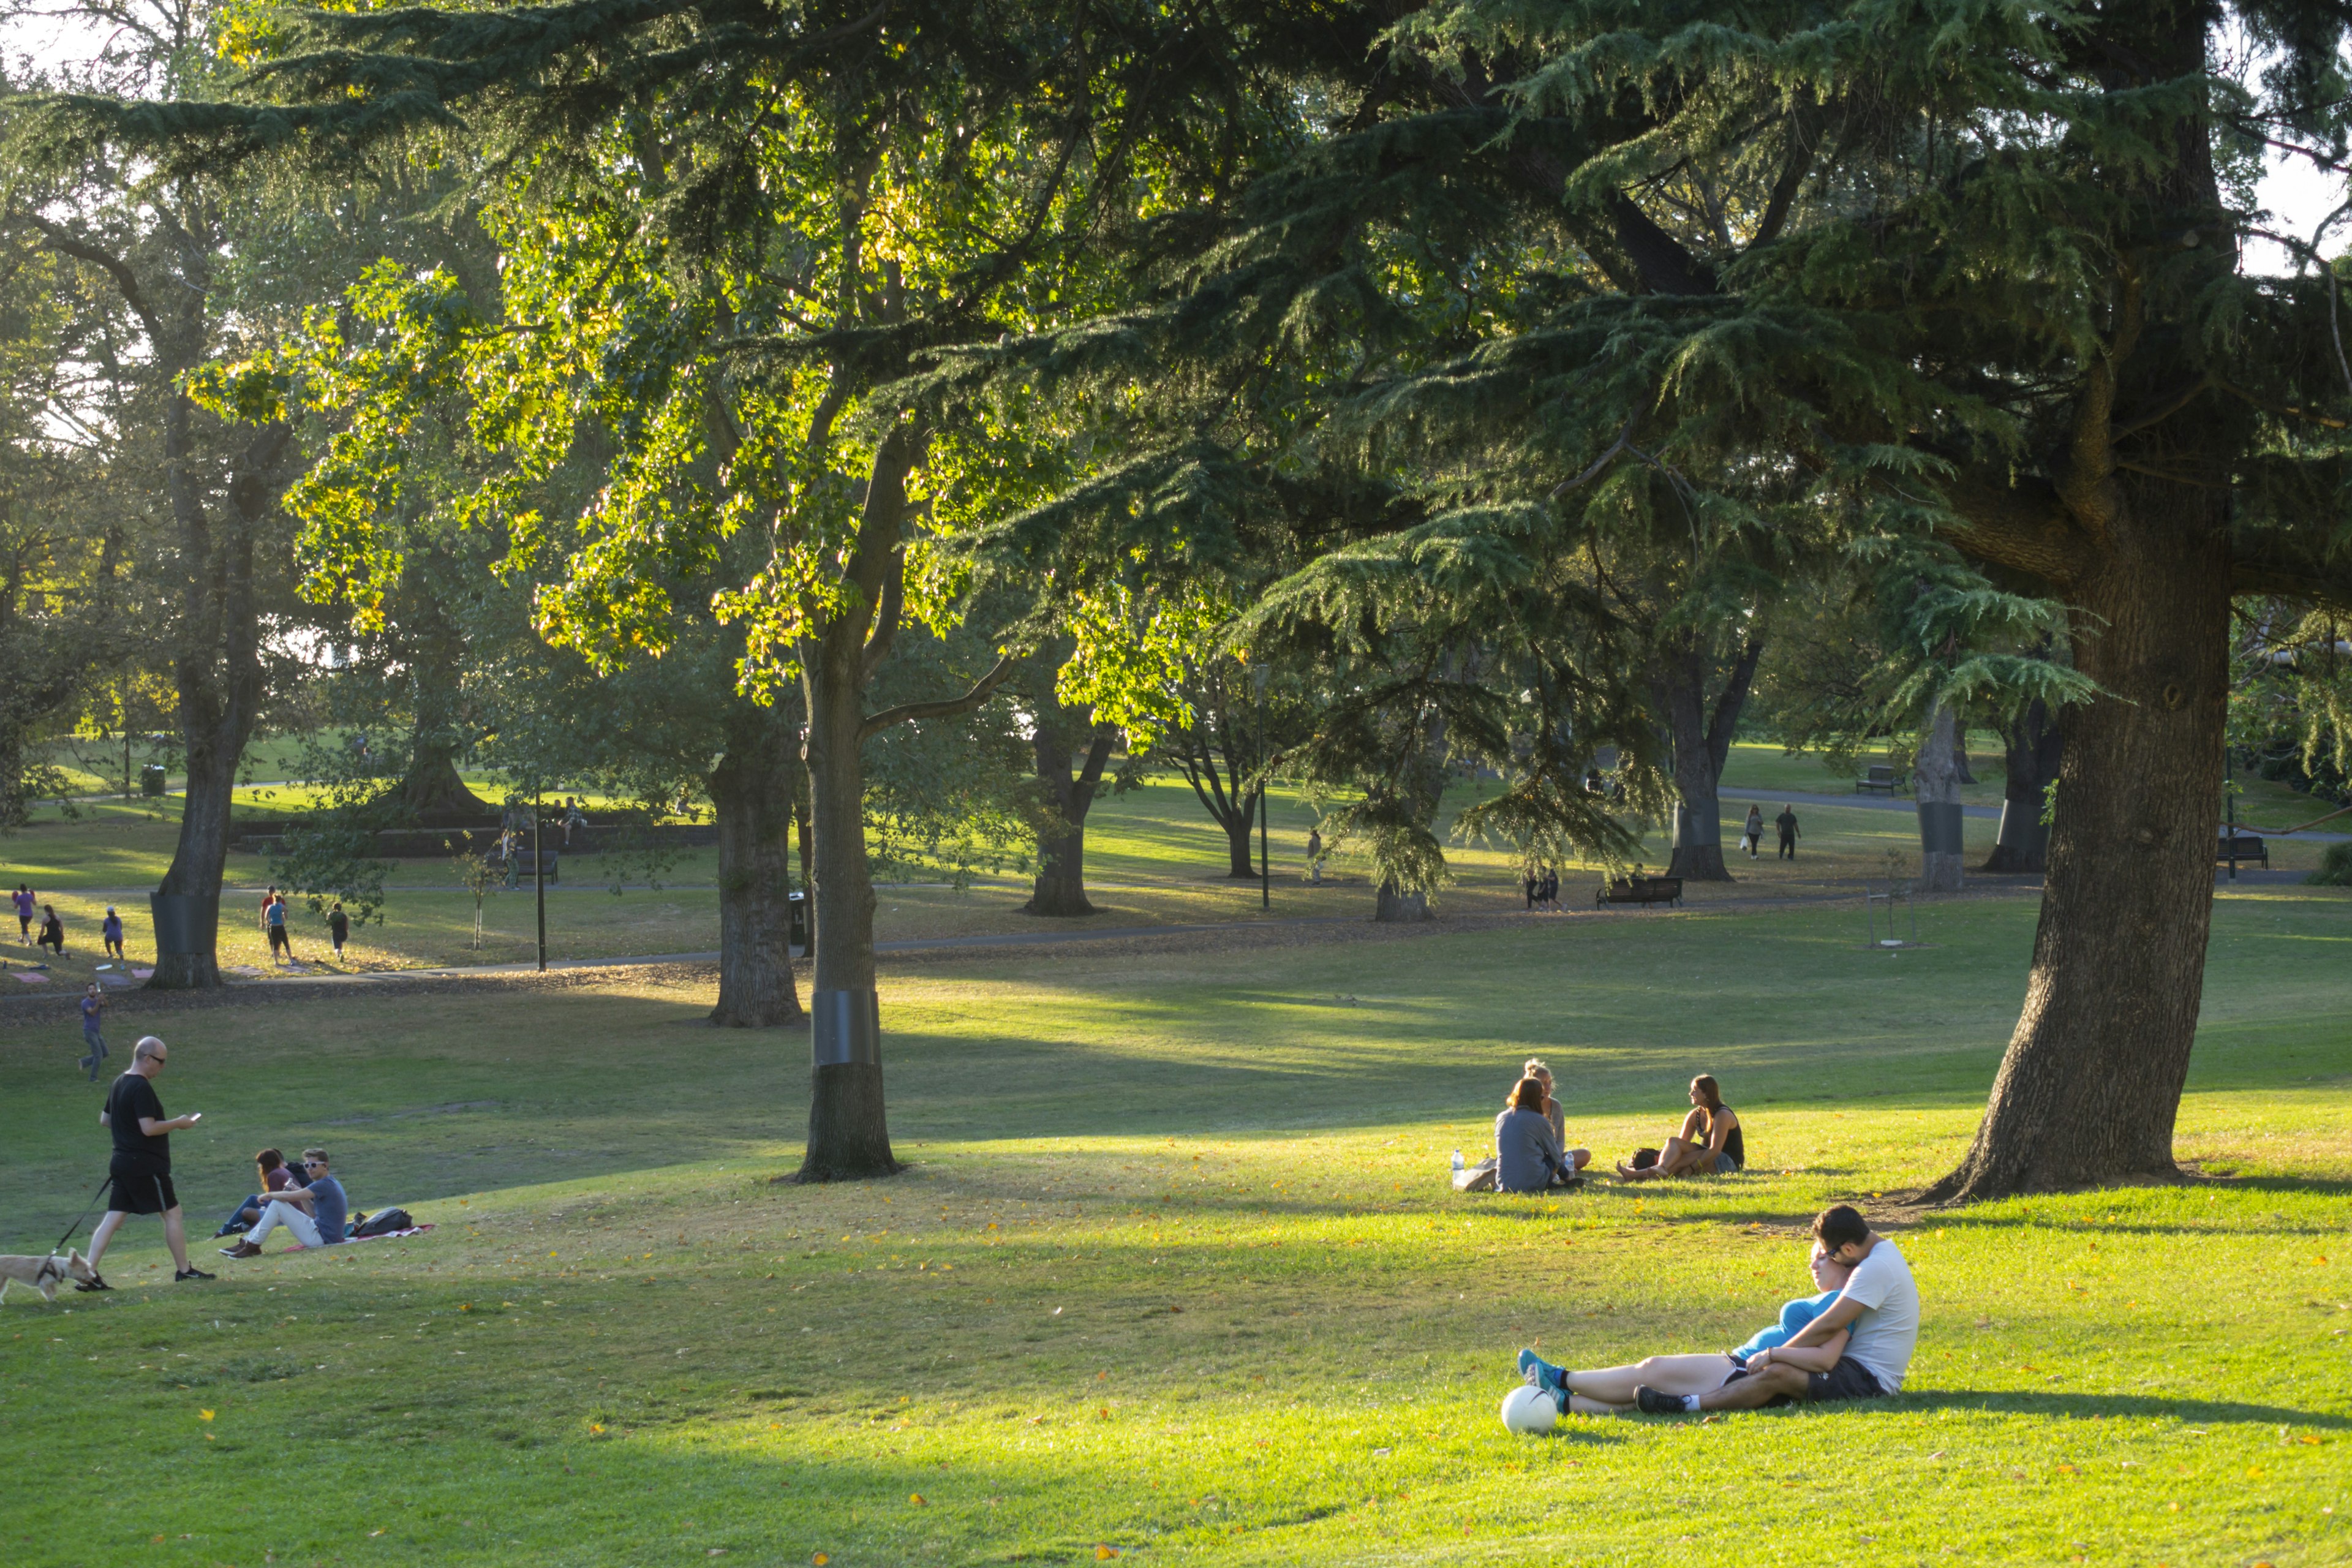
[986,0,2352,1197]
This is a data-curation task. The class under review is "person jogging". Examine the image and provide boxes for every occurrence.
[101,905,125,960]
[78,984,109,1082]
[85,1037,213,1286]
[12,883,33,943]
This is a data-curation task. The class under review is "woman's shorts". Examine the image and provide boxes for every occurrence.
[1713,1152,1741,1174]
[108,1166,178,1215]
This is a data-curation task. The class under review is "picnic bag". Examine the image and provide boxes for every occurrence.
[352,1207,413,1237]
[1451,1158,1498,1193]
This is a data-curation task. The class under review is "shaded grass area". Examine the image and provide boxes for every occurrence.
[3,895,2349,1566]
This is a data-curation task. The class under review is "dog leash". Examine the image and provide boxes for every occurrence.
[53,1174,113,1256]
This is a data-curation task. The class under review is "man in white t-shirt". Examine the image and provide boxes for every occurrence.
[1638,1204,1918,1412]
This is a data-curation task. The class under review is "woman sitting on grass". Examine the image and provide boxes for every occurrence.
[1515,1243,1853,1414]
[1615,1074,1743,1181]
[1494,1076,1578,1193]
[1520,1058,1592,1177]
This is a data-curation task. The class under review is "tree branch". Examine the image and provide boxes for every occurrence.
[858,652,1018,742]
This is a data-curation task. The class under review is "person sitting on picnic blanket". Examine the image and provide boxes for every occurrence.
[219,1148,346,1257]
[213,1147,303,1238]
[1494,1076,1579,1192]
[1517,1239,1855,1413]
[1615,1074,1743,1180]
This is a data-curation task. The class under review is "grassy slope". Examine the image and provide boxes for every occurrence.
[2,892,2346,1567]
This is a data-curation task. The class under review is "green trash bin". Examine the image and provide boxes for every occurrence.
[140,764,167,797]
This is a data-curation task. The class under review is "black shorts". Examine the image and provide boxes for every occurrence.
[268,927,288,950]
[108,1166,178,1215]
[1806,1356,1888,1403]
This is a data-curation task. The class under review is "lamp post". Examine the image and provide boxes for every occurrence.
[1253,664,1270,910]
[533,790,547,971]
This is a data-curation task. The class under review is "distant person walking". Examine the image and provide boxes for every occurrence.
[79,984,108,1080]
[1742,804,1765,859]
[264,894,295,964]
[1775,805,1801,860]
[1305,827,1323,884]
[328,902,350,960]
[1523,866,1539,910]
[37,903,66,957]
[14,882,36,943]
[86,1036,213,1286]
[101,905,125,960]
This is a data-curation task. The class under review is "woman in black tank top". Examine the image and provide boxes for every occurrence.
[1616,1074,1744,1180]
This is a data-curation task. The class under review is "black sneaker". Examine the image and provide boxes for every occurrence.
[74,1275,113,1292]
[174,1267,216,1282]
[1633,1384,1689,1415]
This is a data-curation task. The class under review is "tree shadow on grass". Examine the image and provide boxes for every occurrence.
[1887,1390,2352,1428]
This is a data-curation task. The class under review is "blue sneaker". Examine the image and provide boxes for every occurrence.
[1517,1349,1565,1396]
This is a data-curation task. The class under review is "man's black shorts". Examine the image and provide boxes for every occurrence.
[108,1166,178,1215]
[1806,1356,1888,1403]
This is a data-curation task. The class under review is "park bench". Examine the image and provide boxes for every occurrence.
[1856,764,1905,796]
[1596,875,1683,910]
[513,849,559,881]
[2215,834,2267,870]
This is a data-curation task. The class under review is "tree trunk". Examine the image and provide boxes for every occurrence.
[1983,699,2061,873]
[1653,636,1762,881]
[707,702,805,1028]
[1373,880,1429,922]
[1023,722,1117,917]
[1028,818,1096,915]
[394,743,488,819]
[1927,499,2229,1202]
[1913,703,1964,894]
[1223,804,1258,879]
[148,420,287,991]
[796,628,897,1180]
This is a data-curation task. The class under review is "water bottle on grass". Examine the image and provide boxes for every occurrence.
[1451,1148,1463,1174]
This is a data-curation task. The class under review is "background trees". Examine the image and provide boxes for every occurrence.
[23,0,2352,1200]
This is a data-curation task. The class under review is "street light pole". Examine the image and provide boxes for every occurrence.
[533,791,548,971]
[1253,665,1270,910]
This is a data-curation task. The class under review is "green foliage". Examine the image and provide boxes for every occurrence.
[2307,840,2352,886]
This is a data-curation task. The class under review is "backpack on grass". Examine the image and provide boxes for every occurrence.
[352,1207,413,1237]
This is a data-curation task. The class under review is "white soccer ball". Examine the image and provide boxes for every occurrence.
[1499,1384,1558,1436]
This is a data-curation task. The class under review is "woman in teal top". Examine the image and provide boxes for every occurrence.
[1517,1246,1853,1414]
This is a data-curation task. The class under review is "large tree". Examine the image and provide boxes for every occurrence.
[55,1,1286,1177]
[1044,0,2352,1199]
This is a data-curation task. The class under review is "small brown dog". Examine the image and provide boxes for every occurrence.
[0,1248,99,1302]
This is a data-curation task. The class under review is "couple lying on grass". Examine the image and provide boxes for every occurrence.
[1518,1204,1919,1413]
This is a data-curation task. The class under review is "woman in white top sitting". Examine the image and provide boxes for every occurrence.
[1520,1058,1591,1176]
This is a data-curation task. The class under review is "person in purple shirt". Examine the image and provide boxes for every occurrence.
[102,906,125,960]
[12,884,32,944]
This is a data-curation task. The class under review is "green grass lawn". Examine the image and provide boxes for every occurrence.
[2,891,2347,1567]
